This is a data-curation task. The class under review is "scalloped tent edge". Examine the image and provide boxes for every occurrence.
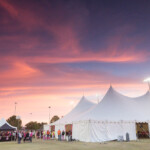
[0,118,17,130]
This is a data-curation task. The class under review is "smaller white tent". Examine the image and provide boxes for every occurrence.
[50,96,96,138]
[0,118,17,130]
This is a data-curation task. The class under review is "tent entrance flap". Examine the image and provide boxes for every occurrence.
[51,125,55,132]
[136,123,149,139]
[65,124,72,133]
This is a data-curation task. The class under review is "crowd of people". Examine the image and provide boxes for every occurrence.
[0,131,14,141]
[36,130,56,140]
[17,130,33,144]
[137,131,149,138]
[0,130,33,143]
[57,130,72,141]
[36,129,72,141]
[0,129,72,143]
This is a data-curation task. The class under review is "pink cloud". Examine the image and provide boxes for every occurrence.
[0,62,41,79]
[0,0,18,17]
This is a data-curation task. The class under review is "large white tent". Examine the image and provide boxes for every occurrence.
[72,86,150,142]
[50,96,96,138]
[50,86,150,142]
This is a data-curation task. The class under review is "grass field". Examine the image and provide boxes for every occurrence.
[0,139,150,150]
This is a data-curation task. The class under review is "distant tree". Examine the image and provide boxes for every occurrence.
[7,115,22,129]
[50,115,59,123]
[25,121,47,130]
[37,122,47,130]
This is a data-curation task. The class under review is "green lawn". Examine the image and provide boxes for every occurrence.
[0,139,150,150]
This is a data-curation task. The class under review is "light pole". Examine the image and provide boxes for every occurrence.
[14,102,17,115]
[48,106,51,124]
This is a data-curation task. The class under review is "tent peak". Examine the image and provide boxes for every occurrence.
[101,85,120,100]
[81,95,85,99]
[0,118,6,123]
[108,85,114,91]
[80,96,88,101]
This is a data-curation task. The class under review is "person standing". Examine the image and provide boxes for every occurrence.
[62,130,65,141]
[52,130,55,139]
[16,132,18,141]
[47,130,50,140]
[43,130,46,140]
[68,130,72,142]
[57,129,61,141]
[12,132,16,141]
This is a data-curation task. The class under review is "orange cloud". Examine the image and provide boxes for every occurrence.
[21,49,147,64]
[0,62,41,80]
[0,82,148,125]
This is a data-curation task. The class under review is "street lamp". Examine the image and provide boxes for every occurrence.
[144,78,150,91]
[48,106,51,124]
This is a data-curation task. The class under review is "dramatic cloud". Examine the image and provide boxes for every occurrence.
[0,0,150,124]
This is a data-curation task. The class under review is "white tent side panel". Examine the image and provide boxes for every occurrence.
[90,122,111,142]
[43,125,50,131]
[121,122,137,140]
[72,121,91,142]
[73,121,137,142]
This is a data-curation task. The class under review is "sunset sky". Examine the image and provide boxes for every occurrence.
[0,0,150,125]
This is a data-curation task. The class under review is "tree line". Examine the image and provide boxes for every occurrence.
[6,115,60,130]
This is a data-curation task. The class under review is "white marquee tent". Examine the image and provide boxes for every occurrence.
[72,86,150,142]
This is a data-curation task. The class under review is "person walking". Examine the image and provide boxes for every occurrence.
[29,130,33,142]
[18,131,22,144]
[24,131,29,142]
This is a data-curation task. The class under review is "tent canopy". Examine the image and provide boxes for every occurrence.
[0,118,6,127]
[76,86,150,122]
[0,118,17,130]
[0,123,16,131]
[51,96,96,125]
